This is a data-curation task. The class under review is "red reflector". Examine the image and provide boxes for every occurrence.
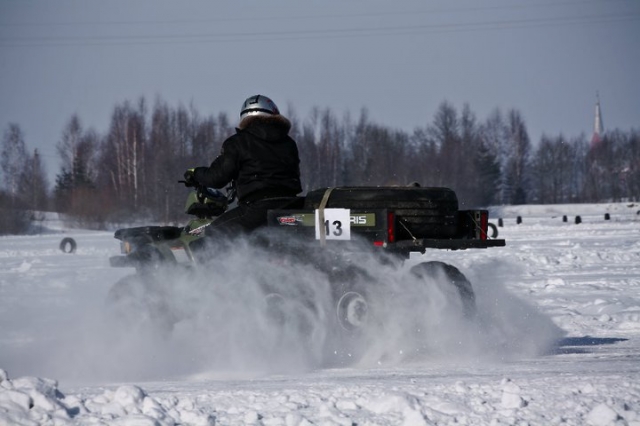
[480,210,489,240]
[373,241,385,247]
[387,211,396,243]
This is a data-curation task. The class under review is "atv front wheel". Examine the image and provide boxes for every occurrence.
[106,275,177,336]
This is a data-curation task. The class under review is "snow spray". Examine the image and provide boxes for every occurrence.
[1,235,563,383]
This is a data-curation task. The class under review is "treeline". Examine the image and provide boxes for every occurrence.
[1,96,639,232]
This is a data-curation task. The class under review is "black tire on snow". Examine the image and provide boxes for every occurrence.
[59,237,77,253]
[304,187,459,239]
[487,222,498,238]
[409,261,476,318]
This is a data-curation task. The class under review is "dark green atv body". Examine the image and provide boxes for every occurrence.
[108,185,504,348]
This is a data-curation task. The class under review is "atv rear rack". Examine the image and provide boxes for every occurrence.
[267,208,505,256]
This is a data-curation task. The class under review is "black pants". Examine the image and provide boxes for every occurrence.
[211,197,302,234]
[191,197,302,259]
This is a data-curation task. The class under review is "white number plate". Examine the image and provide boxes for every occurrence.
[315,208,351,240]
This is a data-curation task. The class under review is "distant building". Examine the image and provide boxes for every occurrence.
[591,93,604,148]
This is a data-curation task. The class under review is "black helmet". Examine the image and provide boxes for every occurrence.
[240,95,280,121]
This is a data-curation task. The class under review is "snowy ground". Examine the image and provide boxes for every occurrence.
[1,202,640,425]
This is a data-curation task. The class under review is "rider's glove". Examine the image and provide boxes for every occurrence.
[183,168,197,187]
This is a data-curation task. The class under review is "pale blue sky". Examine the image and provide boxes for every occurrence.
[1,0,639,181]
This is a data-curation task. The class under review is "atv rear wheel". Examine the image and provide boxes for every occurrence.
[336,291,369,331]
[409,261,476,318]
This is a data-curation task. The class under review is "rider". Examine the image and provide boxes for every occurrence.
[183,94,303,238]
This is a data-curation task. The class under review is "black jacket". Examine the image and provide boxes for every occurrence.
[192,116,302,203]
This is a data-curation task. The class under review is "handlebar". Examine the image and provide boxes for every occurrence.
[179,180,236,204]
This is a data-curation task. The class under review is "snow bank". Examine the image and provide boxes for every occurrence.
[0,369,215,426]
[3,367,640,426]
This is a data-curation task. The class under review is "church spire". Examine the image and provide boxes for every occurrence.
[591,92,604,147]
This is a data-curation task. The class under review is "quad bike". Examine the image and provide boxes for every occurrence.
[108,182,505,363]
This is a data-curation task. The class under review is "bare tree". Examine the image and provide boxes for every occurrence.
[504,109,531,204]
[427,101,461,191]
[625,129,640,200]
[408,127,439,187]
[146,98,198,223]
[457,104,481,205]
[480,109,509,204]
[343,108,372,185]
[297,113,322,192]
[56,115,82,177]
[584,134,613,202]
[0,124,31,233]
[18,149,49,211]
[99,99,147,212]
[191,110,228,164]
[532,135,569,203]
[1,123,28,202]
[54,116,100,219]
[285,104,316,192]
[317,107,344,187]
